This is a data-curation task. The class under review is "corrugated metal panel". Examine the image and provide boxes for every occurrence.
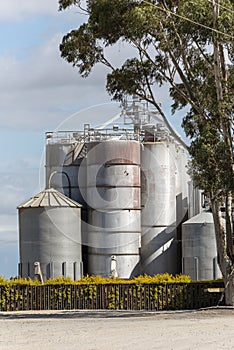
[17,188,82,209]
[182,211,222,280]
[18,205,83,281]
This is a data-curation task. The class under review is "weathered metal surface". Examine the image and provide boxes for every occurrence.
[141,142,176,228]
[141,142,178,275]
[18,188,82,208]
[188,181,203,219]
[87,164,140,187]
[87,187,141,210]
[18,190,83,281]
[141,226,177,275]
[88,209,141,232]
[86,140,141,278]
[182,212,222,280]
[88,231,141,255]
[86,140,140,165]
[46,142,87,205]
[88,254,140,279]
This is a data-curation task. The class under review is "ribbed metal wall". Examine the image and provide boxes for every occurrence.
[141,142,178,275]
[86,140,141,278]
[182,211,222,280]
[18,189,83,281]
[45,141,88,273]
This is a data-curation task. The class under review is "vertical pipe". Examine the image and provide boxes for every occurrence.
[73,262,77,280]
[213,257,217,280]
[194,257,199,281]
[62,262,67,277]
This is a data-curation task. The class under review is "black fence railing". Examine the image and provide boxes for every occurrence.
[0,282,224,311]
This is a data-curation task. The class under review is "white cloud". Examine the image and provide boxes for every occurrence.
[0,0,59,21]
[0,32,118,131]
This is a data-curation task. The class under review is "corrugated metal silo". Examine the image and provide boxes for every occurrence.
[141,140,178,275]
[182,211,222,280]
[45,137,88,273]
[86,140,141,278]
[18,188,83,281]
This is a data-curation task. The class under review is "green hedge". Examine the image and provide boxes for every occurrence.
[0,273,191,286]
[0,274,224,311]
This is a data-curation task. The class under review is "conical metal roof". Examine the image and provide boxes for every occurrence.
[17,188,82,209]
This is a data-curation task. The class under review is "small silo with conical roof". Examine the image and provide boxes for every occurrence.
[18,188,83,281]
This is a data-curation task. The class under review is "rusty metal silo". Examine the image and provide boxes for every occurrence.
[86,140,141,278]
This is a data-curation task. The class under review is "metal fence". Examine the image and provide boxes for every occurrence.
[0,282,224,311]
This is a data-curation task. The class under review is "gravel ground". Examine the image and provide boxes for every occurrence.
[0,308,233,350]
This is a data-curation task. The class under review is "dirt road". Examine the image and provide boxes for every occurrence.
[0,308,233,350]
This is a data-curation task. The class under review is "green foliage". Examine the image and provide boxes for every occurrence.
[59,0,234,194]
[59,0,234,286]
[0,276,41,286]
[0,279,224,311]
[45,276,73,285]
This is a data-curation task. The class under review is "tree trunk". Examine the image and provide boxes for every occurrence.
[224,271,234,306]
[211,198,234,305]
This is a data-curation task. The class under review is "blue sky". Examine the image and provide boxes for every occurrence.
[0,0,120,278]
[0,0,186,278]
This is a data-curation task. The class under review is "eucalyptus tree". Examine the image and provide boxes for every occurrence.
[58,0,234,304]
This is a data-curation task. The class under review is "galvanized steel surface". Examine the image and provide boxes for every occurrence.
[88,209,141,232]
[87,187,141,210]
[86,140,141,278]
[88,255,140,279]
[141,226,178,275]
[18,188,82,208]
[87,164,140,187]
[141,142,176,227]
[18,203,82,281]
[141,142,178,275]
[182,212,221,280]
[46,142,87,205]
[86,140,140,165]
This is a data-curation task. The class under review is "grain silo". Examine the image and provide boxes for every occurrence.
[174,144,190,272]
[45,133,87,205]
[182,211,222,280]
[141,125,178,275]
[18,188,83,281]
[86,139,141,278]
[45,132,88,272]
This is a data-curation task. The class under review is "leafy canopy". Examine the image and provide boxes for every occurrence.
[59,0,234,196]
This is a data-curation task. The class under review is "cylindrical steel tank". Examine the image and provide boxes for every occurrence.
[141,141,178,275]
[45,141,87,205]
[188,181,203,219]
[18,188,83,281]
[45,140,88,273]
[174,144,189,272]
[182,211,222,280]
[86,140,141,278]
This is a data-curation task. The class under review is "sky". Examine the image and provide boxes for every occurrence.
[0,0,186,278]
